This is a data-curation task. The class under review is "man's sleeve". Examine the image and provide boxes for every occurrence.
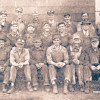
[63,47,69,64]
[10,48,18,66]
[23,49,30,65]
[46,47,55,65]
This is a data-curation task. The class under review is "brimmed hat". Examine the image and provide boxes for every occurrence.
[16,7,23,13]
[0,10,7,16]
[47,10,55,16]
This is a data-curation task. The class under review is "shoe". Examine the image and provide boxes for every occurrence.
[80,85,84,92]
[7,86,14,94]
[27,84,33,92]
[69,85,74,92]
[53,84,58,94]
[84,88,90,94]
[63,85,69,94]
[33,86,38,91]
[45,85,50,92]
[2,84,7,93]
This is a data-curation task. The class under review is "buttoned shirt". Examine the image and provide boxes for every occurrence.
[47,45,68,64]
[10,47,30,66]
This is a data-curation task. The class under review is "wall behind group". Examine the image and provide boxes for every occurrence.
[0,0,95,23]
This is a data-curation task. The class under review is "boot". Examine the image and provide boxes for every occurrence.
[63,80,69,94]
[33,86,38,91]
[69,84,74,92]
[7,86,14,94]
[44,85,50,92]
[2,83,7,93]
[84,81,90,94]
[80,85,84,92]
[27,83,33,92]
[53,84,58,94]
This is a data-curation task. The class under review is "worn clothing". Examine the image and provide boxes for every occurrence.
[41,33,52,49]
[47,45,68,64]
[7,32,21,47]
[30,47,46,64]
[10,65,31,83]
[49,65,71,84]
[31,64,49,86]
[0,21,10,33]
[88,48,100,65]
[10,47,30,66]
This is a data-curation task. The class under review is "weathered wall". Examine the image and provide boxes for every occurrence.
[0,0,95,22]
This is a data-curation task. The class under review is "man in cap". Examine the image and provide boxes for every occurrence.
[7,20,21,47]
[88,36,100,80]
[32,10,42,33]
[0,10,10,33]
[46,10,57,33]
[67,33,89,93]
[75,22,95,51]
[63,13,77,34]
[7,38,33,94]
[30,37,50,92]
[15,7,26,35]
[41,22,53,50]
[57,22,71,47]
[24,23,37,48]
[77,12,95,32]
[0,38,11,93]
[46,34,70,94]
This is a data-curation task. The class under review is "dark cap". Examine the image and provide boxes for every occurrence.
[0,10,7,16]
[81,21,91,25]
[47,10,55,16]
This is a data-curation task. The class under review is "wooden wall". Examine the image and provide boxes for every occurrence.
[0,0,95,22]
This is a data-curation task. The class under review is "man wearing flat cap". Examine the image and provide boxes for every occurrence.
[46,34,70,94]
[30,36,50,92]
[0,38,11,93]
[77,12,95,32]
[15,7,26,35]
[0,10,10,34]
[7,20,21,47]
[63,13,77,35]
[46,10,57,33]
[24,23,37,48]
[7,38,33,94]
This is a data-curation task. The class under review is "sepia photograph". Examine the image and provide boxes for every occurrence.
[0,0,100,100]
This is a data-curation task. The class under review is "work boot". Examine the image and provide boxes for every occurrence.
[44,85,50,92]
[80,85,84,92]
[69,84,74,92]
[27,83,33,92]
[53,84,58,94]
[33,86,38,91]
[7,86,14,94]
[63,80,69,94]
[84,81,90,94]
[2,84,7,93]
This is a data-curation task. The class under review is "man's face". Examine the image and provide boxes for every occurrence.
[0,40,5,48]
[81,14,88,21]
[11,25,18,32]
[0,14,7,22]
[34,40,42,48]
[82,25,89,31]
[33,14,39,20]
[58,24,66,33]
[64,16,71,22]
[73,38,81,44]
[17,12,23,19]
[91,40,99,48]
[27,26,35,33]
[48,14,54,20]
[16,39,25,49]
[43,24,50,32]
[53,38,61,46]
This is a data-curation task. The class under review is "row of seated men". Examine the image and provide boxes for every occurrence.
[0,32,100,94]
[0,7,100,94]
